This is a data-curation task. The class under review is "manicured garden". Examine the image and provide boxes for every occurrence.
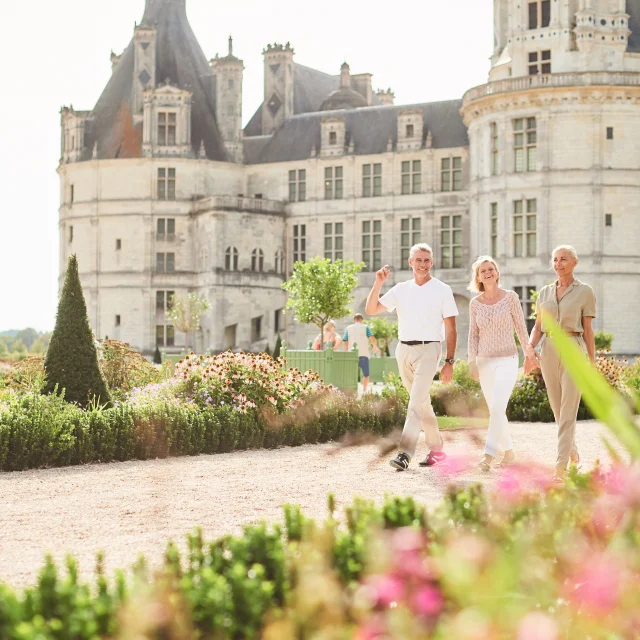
[1,255,639,637]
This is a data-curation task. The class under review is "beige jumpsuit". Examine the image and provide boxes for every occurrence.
[536,279,596,470]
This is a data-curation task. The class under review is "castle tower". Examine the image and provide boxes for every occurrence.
[461,0,640,354]
[211,36,244,163]
[261,42,295,134]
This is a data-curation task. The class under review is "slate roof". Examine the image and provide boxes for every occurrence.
[83,0,227,161]
[628,0,640,53]
[243,63,383,136]
[244,99,469,165]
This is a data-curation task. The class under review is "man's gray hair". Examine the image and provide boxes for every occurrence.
[409,243,434,259]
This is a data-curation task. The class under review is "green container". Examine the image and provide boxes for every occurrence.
[368,357,400,384]
[281,343,359,393]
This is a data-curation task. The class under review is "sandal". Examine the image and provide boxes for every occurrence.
[478,454,493,473]
[495,450,516,468]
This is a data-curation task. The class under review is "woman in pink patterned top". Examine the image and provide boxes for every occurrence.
[467,257,537,471]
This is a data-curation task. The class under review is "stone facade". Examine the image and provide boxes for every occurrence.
[58,0,640,356]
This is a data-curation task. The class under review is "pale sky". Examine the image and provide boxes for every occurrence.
[0,0,493,333]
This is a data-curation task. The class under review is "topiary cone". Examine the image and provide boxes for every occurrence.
[43,255,112,408]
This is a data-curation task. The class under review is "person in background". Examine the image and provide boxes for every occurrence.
[467,256,536,471]
[527,245,596,481]
[343,313,379,393]
[365,243,458,471]
[312,320,342,351]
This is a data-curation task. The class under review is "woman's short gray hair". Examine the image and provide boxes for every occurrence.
[552,245,578,262]
[409,243,434,259]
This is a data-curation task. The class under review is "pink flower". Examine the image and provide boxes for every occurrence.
[436,454,472,477]
[355,616,386,640]
[413,585,444,617]
[369,575,405,608]
[517,613,558,640]
[565,553,623,616]
[597,464,640,507]
[496,463,553,501]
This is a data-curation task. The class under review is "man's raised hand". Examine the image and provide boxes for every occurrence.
[376,265,391,285]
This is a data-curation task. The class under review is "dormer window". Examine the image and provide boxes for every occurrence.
[397,108,423,152]
[329,131,337,145]
[321,116,346,157]
[158,112,176,146]
[406,124,414,138]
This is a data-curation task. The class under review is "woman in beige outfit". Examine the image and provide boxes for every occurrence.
[527,246,596,479]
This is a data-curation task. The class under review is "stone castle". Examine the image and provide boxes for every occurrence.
[59,0,640,355]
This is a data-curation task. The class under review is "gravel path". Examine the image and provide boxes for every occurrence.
[0,421,620,588]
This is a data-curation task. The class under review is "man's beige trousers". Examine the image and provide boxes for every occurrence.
[396,342,443,458]
[540,336,584,470]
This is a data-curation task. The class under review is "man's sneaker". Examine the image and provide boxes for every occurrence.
[419,451,447,467]
[389,452,410,471]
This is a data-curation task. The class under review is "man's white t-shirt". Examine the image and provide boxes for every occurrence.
[379,278,459,342]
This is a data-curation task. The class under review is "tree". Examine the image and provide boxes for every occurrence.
[43,255,111,408]
[17,328,39,350]
[153,345,163,364]
[29,338,47,355]
[595,331,614,352]
[0,340,7,357]
[368,317,398,357]
[281,258,363,336]
[166,292,210,352]
[12,339,27,355]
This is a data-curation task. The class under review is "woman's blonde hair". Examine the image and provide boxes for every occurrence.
[551,245,578,266]
[468,256,501,293]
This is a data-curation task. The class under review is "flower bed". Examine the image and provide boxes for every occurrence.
[0,465,638,638]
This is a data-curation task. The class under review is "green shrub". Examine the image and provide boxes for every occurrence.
[595,330,614,351]
[43,255,111,409]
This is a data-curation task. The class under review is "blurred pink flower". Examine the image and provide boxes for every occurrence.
[497,463,553,501]
[355,616,386,640]
[436,454,472,477]
[370,575,405,608]
[565,553,623,616]
[589,495,626,539]
[597,464,640,507]
[413,585,444,617]
[517,612,558,640]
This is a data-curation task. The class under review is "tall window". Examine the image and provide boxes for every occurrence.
[274,250,285,274]
[158,168,176,200]
[491,123,499,175]
[225,247,239,271]
[324,167,344,200]
[324,222,343,261]
[406,124,414,138]
[156,290,175,312]
[362,163,382,197]
[274,308,284,334]
[329,131,337,145]
[251,248,265,272]
[70,184,74,204]
[441,157,463,191]
[514,118,536,173]
[513,199,537,257]
[528,50,551,75]
[514,286,537,332]
[490,203,498,258]
[200,247,209,271]
[156,252,175,273]
[440,215,463,269]
[251,316,263,343]
[400,218,422,265]
[401,160,421,195]
[362,220,382,272]
[158,112,176,145]
[293,224,306,263]
[289,169,306,202]
[528,0,551,29]
[156,218,176,240]
[69,226,73,244]
[156,325,175,347]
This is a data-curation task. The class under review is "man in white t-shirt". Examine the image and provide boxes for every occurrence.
[343,313,379,393]
[365,243,458,471]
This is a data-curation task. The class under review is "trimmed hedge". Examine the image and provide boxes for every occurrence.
[0,393,405,472]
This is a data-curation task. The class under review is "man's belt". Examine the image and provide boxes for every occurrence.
[401,340,439,346]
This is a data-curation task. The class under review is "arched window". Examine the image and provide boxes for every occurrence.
[225,246,238,271]
[251,248,264,272]
[199,246,208,272]
[274,250,285,275]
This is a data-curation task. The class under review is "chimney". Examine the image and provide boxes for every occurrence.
[376,88,395,106]
[352,73,373,105]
